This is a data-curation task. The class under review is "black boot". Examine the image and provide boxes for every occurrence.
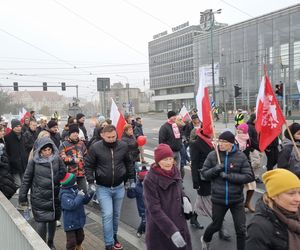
[105,245,113,250]
[218,226,231,241]
[47,240,56,250]
[136,220,146,238]
[190,212,204,229]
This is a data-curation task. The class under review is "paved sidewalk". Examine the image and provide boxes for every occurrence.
[10,195,143,250]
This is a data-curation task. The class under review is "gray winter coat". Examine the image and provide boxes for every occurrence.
[19,137,66,222]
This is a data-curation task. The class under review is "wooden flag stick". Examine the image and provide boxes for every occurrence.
[209,110,221,164]
[284,121,300,158]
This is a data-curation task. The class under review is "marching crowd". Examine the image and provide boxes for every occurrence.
[0,108,300,250]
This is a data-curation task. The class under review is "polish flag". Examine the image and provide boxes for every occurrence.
[110,99,127,140]
[255,72,285,151]
[179,105,191,122]
[196,67,213,137]
[19,107,31,124]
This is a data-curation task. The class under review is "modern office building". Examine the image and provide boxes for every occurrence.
[149,4,300,112]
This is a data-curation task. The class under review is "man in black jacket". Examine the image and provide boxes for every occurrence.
[4,119,27,188]
[85,125,134,250]
[159,111,182,170]
[200,131,253,250]
[23,119,38,161]
[46,120,61,149]
[76,113,88,143]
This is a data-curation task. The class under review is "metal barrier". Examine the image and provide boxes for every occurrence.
[0,192,49,250]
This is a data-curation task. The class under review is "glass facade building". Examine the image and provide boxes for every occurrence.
[149,4,300,112]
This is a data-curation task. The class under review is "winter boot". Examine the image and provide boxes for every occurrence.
[244,190,255,213]
[136,220,146,238]
[190,212,204,229]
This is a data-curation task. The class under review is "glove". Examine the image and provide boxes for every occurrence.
[183,196,193,220]
[215,164,224,173]
[171,231,186,248]
[18,202,29,211]
[88,183,96,193]
[220,172,228,179]
[77,189,85,197]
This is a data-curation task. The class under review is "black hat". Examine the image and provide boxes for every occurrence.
[40,143,53,151]
[167,111,177,119]
[69,123,79,134]
[191,114,199,120]
[11,119,21,129]
[284,123,300,140]
[47,120,58,129]
[219,131,235,144]
[76,113,85,121]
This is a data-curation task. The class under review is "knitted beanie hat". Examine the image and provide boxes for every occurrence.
[11,119,21,129]
[60,173,76,187]
[69,123,79,134]
[167,111,177,119]
[154,143,173,164]
[237,123,249,134]
[263,169,300,198]
[219,131,235,144]
[47,120,58,129]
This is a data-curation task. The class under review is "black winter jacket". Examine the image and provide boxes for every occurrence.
[122,133,139,162]
[246,198,289,250]
[189,135,212,196]
[19,137,66,222]
[85,140,134,187]
[201,145,254,205]
[159,122,182,152]
[0,140,17,199]
[247,120,259,151]
[23,128,38,157]
[4,131,27,174]
[133,123,144,138]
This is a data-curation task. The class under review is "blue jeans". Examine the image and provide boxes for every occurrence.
[96,183,125,246]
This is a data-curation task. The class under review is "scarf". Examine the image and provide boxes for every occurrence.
[153,165,176,179]
[235,133,249,151]
[195,128,213,148]
[167,119,181,139]
[272,204,300,250]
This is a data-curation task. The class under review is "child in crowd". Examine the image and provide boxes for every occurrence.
[59,173,94,250]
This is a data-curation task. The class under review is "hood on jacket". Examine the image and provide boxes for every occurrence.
[33,137,59,163]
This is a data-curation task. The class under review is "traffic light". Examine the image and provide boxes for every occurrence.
[43,82,47,91]
[13,82,18,91]
[61,82,66,91]
[234,85,242,97]
[275,83,283,97]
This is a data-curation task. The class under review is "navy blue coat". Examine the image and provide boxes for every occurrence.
[59,186,93,231]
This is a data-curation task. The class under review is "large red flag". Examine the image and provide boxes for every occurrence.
[255,73,285,151]
[110,98,127,140]
[19,107,31,124]
[195,67,213,137]
[179,105,191,122]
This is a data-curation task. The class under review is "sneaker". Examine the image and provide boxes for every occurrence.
[136,222,145,238]
[201,236,210,250]
[56,220,61,227]
[113,235,123,250]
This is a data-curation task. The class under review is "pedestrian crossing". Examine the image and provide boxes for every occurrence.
[143,148,265,194]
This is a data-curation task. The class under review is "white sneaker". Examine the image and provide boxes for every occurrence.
[201,236,210,250]
[56,220,61,227]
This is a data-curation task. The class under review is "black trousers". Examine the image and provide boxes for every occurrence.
[66,228,85,250]
[203,202,246,250]
[265,147,279,171]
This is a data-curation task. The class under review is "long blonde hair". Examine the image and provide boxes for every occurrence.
[263,192,275,209]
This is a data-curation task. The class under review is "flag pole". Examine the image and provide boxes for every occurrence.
[209,110,221,164]
[284,122,300,158]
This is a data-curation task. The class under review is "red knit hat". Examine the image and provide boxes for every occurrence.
[154,144,173,164]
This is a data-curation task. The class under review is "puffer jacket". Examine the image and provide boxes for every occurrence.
[59,138,87,177]
[85,140,134,187]
[59,186,93,231]
[19,137,66,222]
[246,198,289,250]
[201,144,254,205]
[278,138,300,178]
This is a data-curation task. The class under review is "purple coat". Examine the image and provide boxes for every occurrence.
[143,164,192,250]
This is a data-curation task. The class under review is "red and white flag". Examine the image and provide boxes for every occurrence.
[255,72,285,151]
[195,67,213,137]
[19,107,30,124]
[179,105,191,122]
[110,98,127,140]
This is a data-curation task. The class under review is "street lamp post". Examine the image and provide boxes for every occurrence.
[200,9,222,104]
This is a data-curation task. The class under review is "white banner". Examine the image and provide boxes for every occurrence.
[198,63,220,86]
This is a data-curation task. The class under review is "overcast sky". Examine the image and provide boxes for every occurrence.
[0,0,299,100]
